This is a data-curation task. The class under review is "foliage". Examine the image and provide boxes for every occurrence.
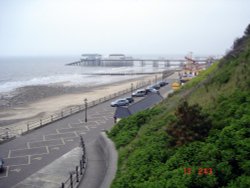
[108,108,161,148]
[244,23,250,36]
[109,25,250,188]
[167,101,211,146]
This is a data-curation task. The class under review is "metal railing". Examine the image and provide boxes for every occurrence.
[0,71,174,143]
[61,136,87,188]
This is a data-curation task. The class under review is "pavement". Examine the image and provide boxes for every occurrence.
[78,132,117,188]
[0,73,179,188]
[11,131,117,188]
[12,147,82,188]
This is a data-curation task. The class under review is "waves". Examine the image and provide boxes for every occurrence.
[0,74,138,93]
[0,74,90,93]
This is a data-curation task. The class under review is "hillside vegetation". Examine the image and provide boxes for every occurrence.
[108,24,250,188]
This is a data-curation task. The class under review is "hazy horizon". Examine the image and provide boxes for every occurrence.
[1,0,250,57]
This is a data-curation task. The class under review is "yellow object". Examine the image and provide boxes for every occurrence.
[172,82,180,90]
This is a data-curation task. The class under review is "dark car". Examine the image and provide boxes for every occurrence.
[126,97,134,103]
[151,84,160,90]
[157,81,169,87]
[146,87,160,94]
[110,99,129,107]
[0,158,4,172]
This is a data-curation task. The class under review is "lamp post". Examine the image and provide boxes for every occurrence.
[84,98,88,122]
[131,83,134,95]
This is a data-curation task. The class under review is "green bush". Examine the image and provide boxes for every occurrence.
[109,29,250,188]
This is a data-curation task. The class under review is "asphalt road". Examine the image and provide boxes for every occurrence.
[0,77,176,188]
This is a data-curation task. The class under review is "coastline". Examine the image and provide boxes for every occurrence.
[0,73,163,130]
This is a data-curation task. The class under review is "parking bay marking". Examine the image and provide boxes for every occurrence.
[10,168,21,173]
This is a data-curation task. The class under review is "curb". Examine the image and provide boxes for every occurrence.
[97,131,118,188]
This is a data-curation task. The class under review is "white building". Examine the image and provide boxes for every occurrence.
[108,54,126,60]
[81,54,102,61]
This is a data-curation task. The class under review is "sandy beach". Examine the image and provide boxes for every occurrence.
[0,73,164,131]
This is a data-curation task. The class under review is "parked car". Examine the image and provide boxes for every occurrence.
[146,87,159,94]
[110,99,129,107]
[126,97,134,103]
[151,84,160,90]
[0,158,4,172]
[157,81,169,87]
[132,89,147,97]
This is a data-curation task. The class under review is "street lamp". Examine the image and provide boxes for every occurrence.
[84,98,88,122]
[131,83,134,95]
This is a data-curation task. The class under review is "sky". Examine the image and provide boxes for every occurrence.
[0,0,250,57]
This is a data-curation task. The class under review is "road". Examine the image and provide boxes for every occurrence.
[0,76,177,188]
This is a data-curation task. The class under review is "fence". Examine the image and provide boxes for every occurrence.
[0,71,174,143]
[61,136,87,188]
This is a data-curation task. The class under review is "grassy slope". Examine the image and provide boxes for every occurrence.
[108,35,250,188]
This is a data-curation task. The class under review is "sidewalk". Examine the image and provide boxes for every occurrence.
[11,132,117,188]
[78,132,117,188]
[13,147,82,188]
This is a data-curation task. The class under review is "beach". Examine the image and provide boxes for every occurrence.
[0,73,163,131]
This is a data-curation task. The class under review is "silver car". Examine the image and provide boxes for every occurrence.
[132,89,147,97]
[111,99,130,107]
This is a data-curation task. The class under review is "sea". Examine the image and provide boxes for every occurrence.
[0,55,179,94]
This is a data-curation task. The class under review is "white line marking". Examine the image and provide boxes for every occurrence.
[50,147,60,150]
[61,137,65,145]
[64,139,74,142]
[8,163,30,167]
[10,168,21,173]
[10,146,48,152]
[28,155,31,165]
[26,142,30,149]
[33,157,42,160]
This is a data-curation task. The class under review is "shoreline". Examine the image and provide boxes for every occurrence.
[0,73,164,130]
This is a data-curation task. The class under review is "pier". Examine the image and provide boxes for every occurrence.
[66,58,210,67]
[79,70,180,76]
[66,54,216,67]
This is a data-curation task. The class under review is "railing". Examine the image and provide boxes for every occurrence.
[61,136,87,188]
[0,71,174,143]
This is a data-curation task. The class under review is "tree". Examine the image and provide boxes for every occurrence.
[167,101,211,146]
[244,23,250,36]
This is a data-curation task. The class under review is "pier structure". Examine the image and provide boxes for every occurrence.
[66,54,217,68]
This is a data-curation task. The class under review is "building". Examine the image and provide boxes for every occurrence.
[108,54,126,60]
[81,54,102,61]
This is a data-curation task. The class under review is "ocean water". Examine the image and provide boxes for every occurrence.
[0,56,175,93]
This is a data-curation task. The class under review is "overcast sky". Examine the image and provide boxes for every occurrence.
[0,0,249,57]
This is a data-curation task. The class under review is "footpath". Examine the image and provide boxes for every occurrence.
[12,131,117,188]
